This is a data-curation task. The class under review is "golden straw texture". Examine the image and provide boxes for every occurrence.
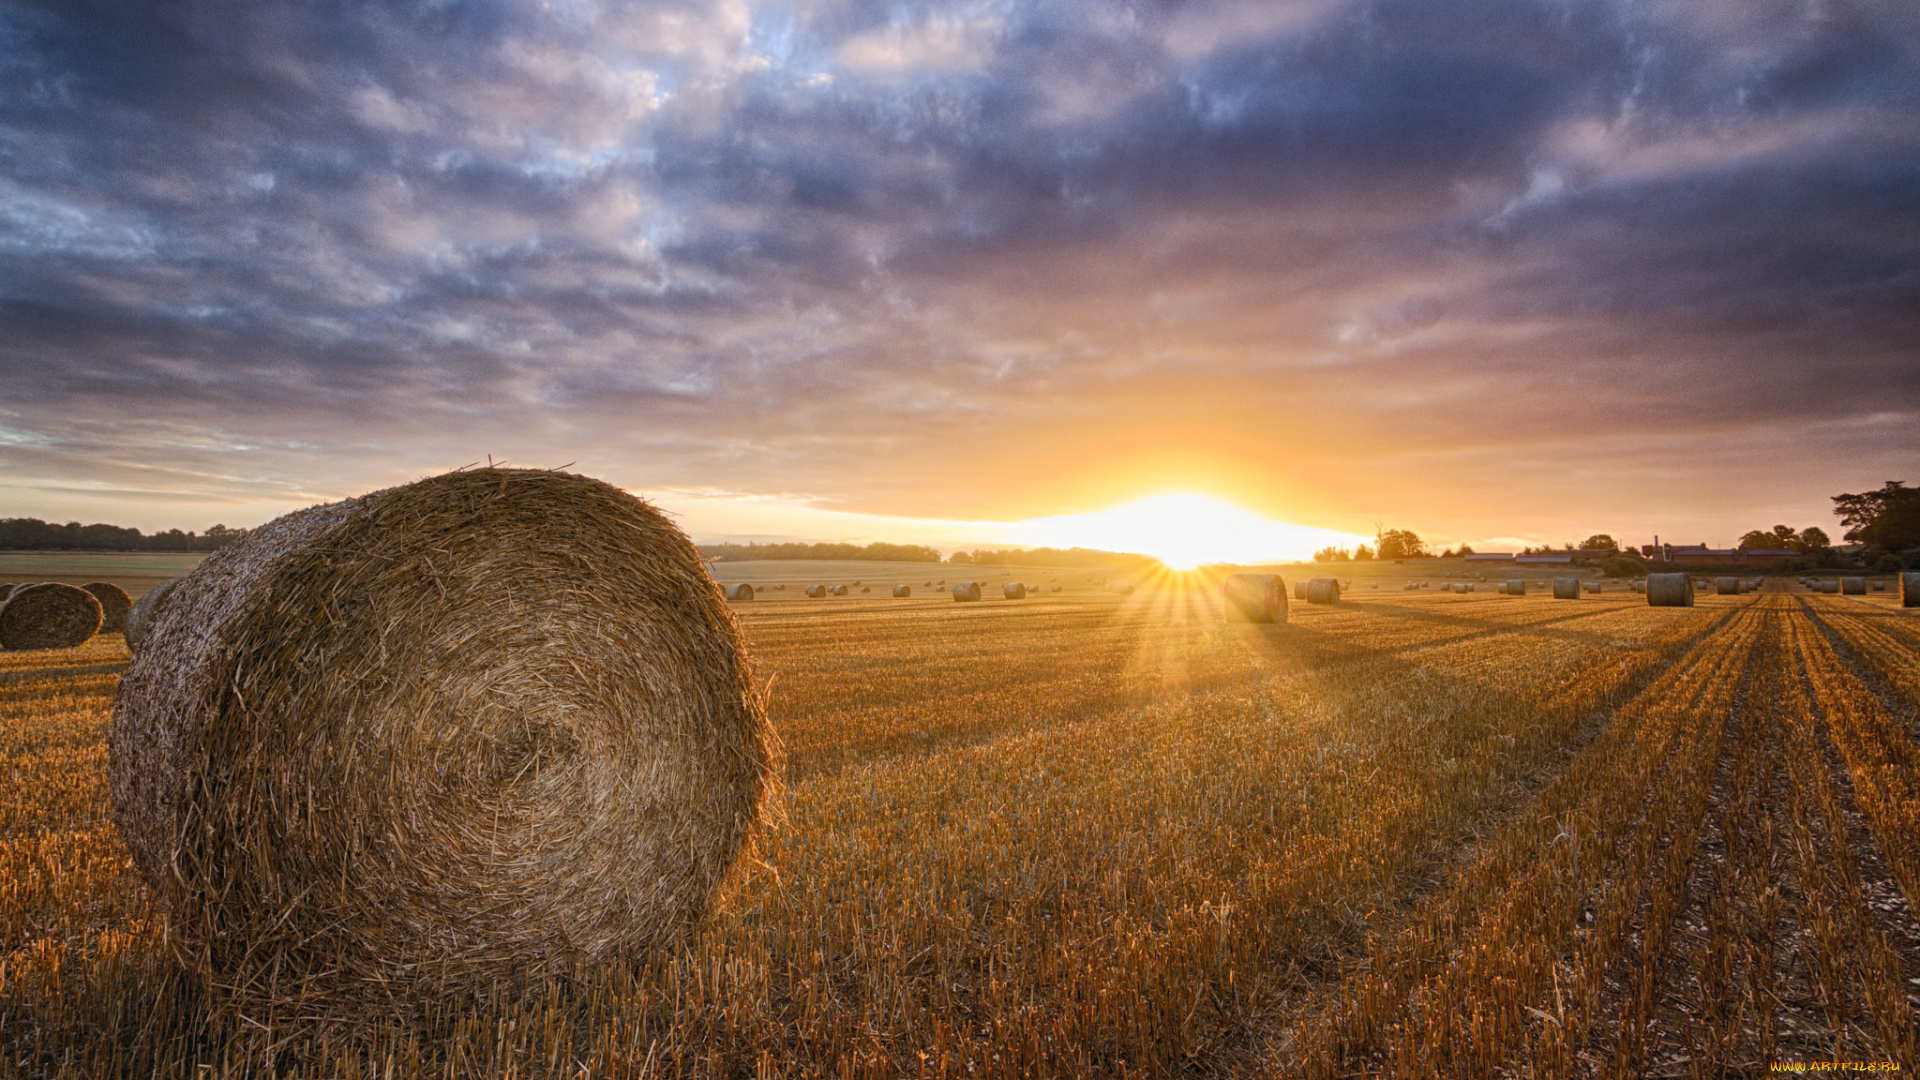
[80,581,133,633]
[123,577,183,651]
[108,468,774,1022]
[0,582,103,649]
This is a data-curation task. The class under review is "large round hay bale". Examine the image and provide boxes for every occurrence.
[1305,577,1340,604]
[725,583,755,601]
[1552,578,1580,600]
[805,584,826,598]
[1841,577,1866,595]
[1902,572,1920,607]
[125,578,185,651]
[108,469,774,1017]
[0,583,16,602]
[1715,577,1739,596]
[1003,582,1027,600]
[79,581,134,634]
[1647,572,1694,607]
[1505,579,1526,596]
[0,582,104,650]
[1222,573,1288,624]
[892,584,911,597]
[952,581,982,602]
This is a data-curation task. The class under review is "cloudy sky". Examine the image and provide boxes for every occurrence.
[2,0,1915,554]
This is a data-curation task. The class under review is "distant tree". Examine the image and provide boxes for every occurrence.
[1455,544,1474,556]
[1798,526,1832,551]
[1833,481,1920,552]
[1739,529,1777,550]
[1600,553,1646,578]
[1313,546,1352,563]
[1579,534,1619,552]
[1375,529,1429,559]
[946,550,974,564]
[1354,544,1374,561]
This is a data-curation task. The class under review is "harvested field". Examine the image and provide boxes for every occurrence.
[1,573,1913,1077]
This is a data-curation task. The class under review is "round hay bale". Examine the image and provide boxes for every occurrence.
[1631,581,1646,594]
[1871,580,1886,591]
[1222,573,1288,624]
[1294,580,1310,600]
[892,584,911,598]
[0,583,16,602]
[1583,580,1601,593]
[1715,577,1739,596]
[1050,585,1060,592]
[1841,577,1867,595]
[1505,579,1526,595]
[1902,572,1920,607]
[831,585,849,596]
[952,581,982,602]
[125,578,186,651]
[860,586,871,593]
[1003,582,1027,600]
[1647,572,1694,607]
[725,583,755,601]
[0,582,104,650]
[1552,578,1580,600]
[805,585,825,598]
[1305,577,1340,604]
[1820,580,1841,594]
[1462,583,1475,593]
[80,581,134,634]
[108,469,774,1017]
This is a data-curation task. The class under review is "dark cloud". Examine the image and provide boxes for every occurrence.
[0,0,1915,536]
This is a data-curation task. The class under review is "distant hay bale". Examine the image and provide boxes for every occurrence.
[1903,572,1920,607]
[108,468,774,1018]
[1,582,104,650]
[1305,577,1340,604]
[831,585,849,596]
[952,581,982,602]
[1583,581,1601,593]
[1841,577,1866,595]
[1003,582,1028,600]
[805,585,826,598]
[1647,572,1694,607]
[1631,581,1646,594]
[79,582,133,633]
[924,580,933,587]
[125,578,185,651]
[892,585,911,597]
[1553,578,1580,600]
[860,586,871,593]
[1222,573,1288,624]
[1294,580,1309,600]
[725,583,755,601]
[1871,580,1885,591]
[775,583,785,591]
[1505,579,1526,595]
[1462,583,1475,593]
[1050,585,1060,592]
[1819,580,1841,594]
[1715,577,1739,595]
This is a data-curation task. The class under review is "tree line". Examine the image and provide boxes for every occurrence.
[0,518,249,552]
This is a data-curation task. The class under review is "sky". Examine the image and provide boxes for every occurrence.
[2,0,1916,559]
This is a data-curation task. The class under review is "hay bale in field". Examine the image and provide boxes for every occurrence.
[78,581,133,635]
[0,583,15,602]
[1871,580,1885,591]
[108,468,773,1018]
[892,585,911,598]
[805,585,826,598]
[1051,584,1061,592]
[125,578,185,651]
[1505,579,1526,595]
[1294,580,1309,600]
[1305,577,1340,604]
[725,583,755,601]
[1003,582,1027,600]
[1462,583,1475,593]
[860,586,871,593]
[1552,578,1581,600]
[831,585,849,596]
[1,582,104,649]
[1222,573,1288,624]
[1841,577,1866,595]
[952,581,981,602]
[1715,577,1739,595]
[1902,572,1920,607]
[1647,572,1694,607]
[1631,581,1647,594]
[1584,581,1601,593]
[1819,580,1841,594]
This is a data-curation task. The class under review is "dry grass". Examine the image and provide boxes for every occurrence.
[1,578,1914,1077]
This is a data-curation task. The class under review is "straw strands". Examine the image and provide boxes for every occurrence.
[1221,573,1287,624]
[107,468,775,1021]
[0,582,104,650]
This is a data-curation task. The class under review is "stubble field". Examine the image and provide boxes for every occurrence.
[1,569,1915,1077]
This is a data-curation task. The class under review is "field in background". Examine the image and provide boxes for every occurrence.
[2,565,1916,1077]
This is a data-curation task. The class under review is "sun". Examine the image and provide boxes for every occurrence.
[1011,494,1370,570]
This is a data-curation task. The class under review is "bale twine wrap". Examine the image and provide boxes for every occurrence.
[125,578,185,651]
[108,469,774,1016]
[892,585,911,598]
[1222,573,1288,624]
[1003,582,1027,600]
[1304,577,1340,605]
[1505,579,1526,596]
[1646,572,1694,607]
[1903,572,1920,608]
[1552,578,1580,600]
[80,581,134,633]
[952,581,982,602]
[1715,577,1739,596]
[1841,577,1867,595]
[725,583,755,601]
[0,582,104,650]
